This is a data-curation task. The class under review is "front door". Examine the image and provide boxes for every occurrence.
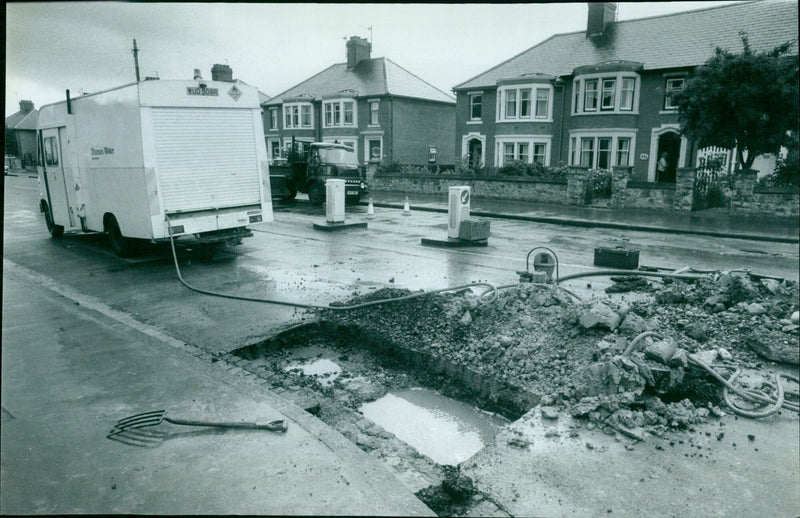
[656,132,681,183]
[468,139,483,168]
[41,128,75,227]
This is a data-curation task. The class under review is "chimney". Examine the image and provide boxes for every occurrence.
[211,64,233,82]
[346,36,371,69]
[587,2,617,37]
[19,100,34,113]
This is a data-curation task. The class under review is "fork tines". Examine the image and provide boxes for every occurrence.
[112,410,167,431]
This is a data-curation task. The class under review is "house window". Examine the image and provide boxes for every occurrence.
[535,90,549,118]
[496,137,550,166]
[283,103,313,129]
[574,74,639,114]
[584,80,598,112]
[571,134,636,168]
[269,108,278,130]
[620,78,635,111]
[366,137,382,162]
[597,137,612,168]
[601,79,616,111]
[580,138,595,166]
[498,84,553,121]
[323,99,357,128]
[469,94,482,120]
[664,77,685,110]
[370,101,380,125]
[519,89,531,118]
[616,138,631,166]
[532,143,546,165]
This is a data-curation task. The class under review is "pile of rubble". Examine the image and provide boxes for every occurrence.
[325,271,798,439]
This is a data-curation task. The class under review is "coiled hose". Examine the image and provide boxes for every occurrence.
[624,330,800,418]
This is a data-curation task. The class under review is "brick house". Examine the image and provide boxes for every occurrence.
[262,36,455,167]
[452,1,798,182]
[5,100,39,167]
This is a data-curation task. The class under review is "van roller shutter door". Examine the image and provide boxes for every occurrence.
[151,108,261,212]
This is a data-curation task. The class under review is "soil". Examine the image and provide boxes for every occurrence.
[227,271,799,517]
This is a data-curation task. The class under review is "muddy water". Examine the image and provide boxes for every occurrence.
[360,388,509,465]
[284,358,342,386]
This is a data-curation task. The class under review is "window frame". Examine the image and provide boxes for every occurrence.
[369,100,380,126]
[269,108,279,130]
[469,93,482,121]
[283,102,314,129]
[568,131,637,168]
[495,135,552,167]
[322,98,358,129]
[573,73,639,114]
[664,77,686,110]
[497,84,554,122]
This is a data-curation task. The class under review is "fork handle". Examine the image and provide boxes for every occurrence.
[163,417,287,430]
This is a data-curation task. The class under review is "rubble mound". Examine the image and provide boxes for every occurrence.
[324,273,799,438]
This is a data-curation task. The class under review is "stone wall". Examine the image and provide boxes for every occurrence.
[371,166,798,217]
[371,174,567,203]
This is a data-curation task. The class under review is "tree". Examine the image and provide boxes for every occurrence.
[675,31,799,170]
[5,127,19,157]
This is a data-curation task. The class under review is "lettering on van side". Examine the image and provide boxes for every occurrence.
[91,147,115,160]
[187,87,219,96]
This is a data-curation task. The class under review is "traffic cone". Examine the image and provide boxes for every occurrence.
[366,198,375,219]
[402,196,411,216]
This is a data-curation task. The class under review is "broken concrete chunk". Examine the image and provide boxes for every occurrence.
[746,303,767,315]
[459,311,473,326]
[791,311,799,325]
[683,322,709,342]
[689,349,718,365]
[668,348,689,369]
[644,337,678,365]
[717,348,733,361]
[619,312,647,335]
[540,406,559,420]
[578,301,622,331]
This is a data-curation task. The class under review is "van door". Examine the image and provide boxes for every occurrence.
[41,128,74,227]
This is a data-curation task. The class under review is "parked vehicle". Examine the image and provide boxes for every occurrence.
[36,79,273,256]
[270,140,368,205]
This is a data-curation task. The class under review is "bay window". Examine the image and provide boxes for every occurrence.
[496,136,551,166]
[323,98,357,128]
[570,133,636,168]
[573,73,638,114]
[498,84,553,121]
[283,102,313,129]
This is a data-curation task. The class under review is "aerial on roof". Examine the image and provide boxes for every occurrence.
[264,57,455,106]
[454,0,799,90]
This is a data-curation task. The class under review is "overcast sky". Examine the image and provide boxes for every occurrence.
[6,2,742,115]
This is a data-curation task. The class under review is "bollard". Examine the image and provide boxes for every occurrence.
[366,198,375,219]
[402,196,411,216]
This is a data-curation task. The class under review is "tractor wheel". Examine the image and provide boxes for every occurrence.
[308,182,325,206]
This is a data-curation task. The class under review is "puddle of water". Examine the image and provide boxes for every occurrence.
[285,358,342,386]
[360,388,509,465]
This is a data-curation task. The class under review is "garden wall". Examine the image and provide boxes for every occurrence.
[372,174,567,204]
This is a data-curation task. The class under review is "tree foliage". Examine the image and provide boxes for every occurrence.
[675,31,799,169]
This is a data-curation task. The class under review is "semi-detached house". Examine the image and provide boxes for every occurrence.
[453,1,798,182]
[262,36,455,168]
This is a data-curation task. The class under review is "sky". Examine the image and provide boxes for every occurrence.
[5,2,743,115]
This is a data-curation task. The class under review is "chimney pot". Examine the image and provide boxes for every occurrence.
[211,64,233,82]
[346,36,371,69]
[587,2,617,37]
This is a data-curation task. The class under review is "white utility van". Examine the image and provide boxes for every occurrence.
[37,79,272,256]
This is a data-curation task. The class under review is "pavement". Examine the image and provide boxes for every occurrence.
[0,260,435,515]
[363,191,799,244]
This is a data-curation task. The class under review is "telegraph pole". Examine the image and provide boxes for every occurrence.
[132,39,140,82]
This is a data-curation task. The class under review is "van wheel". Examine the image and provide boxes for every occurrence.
[308,182,325,206]
[43,204,64,238]
[106,215,135,257]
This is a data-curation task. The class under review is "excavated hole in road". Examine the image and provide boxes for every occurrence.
[231,321,526,513]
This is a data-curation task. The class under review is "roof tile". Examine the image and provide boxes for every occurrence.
[455,0,799,90]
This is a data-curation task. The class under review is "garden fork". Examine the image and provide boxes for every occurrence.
[108,409,287,438]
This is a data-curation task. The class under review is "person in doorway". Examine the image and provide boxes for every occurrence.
[656,152,668,182]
